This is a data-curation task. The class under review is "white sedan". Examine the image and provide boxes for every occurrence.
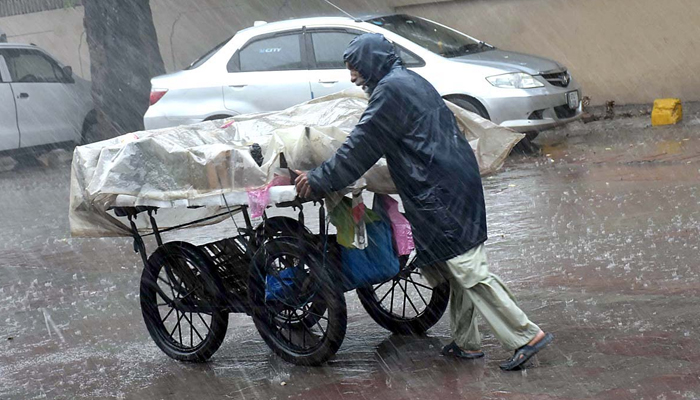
[144,14,582,138]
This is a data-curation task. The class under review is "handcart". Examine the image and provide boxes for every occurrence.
[70,93,522,367]
[112,187,449,366]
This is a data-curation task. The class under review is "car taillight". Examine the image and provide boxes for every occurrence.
[149,89,167,106]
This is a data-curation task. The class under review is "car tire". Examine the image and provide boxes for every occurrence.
[447,96,489,120]
[525,131,540,141]
[80,112,100,145]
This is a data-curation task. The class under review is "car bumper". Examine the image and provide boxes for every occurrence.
[143,108,202,130]
[499,103,583,132]
[480,84,583,132]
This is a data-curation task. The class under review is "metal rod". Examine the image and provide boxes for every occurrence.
[128,215,148,266]
[148,209,163,247]
[319,200,325,237]
[141,210,238,237]
[242,205,253,231]
[322,0,359,21]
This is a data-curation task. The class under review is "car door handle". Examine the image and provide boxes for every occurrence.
[18,93,29,99]
[229,85,247,89]
[318,80,338,85]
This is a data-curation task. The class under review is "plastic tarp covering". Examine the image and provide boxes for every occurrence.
[69,91,523,237]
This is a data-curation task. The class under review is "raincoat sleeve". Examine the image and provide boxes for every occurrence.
[306,85,397,194]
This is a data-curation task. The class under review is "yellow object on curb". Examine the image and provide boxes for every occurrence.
[652,98,682,126]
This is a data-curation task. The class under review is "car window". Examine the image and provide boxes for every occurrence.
[395,45,425,67]
[186,36,232,70]
[0,54,7,82]
[2,49,68,83]
[237,34,303,72]
[369,15,494,58]
[310,31,358,69]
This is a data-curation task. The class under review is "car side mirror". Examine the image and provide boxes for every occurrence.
[63,66,75,83]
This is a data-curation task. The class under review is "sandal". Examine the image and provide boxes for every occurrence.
[441,341,485,359]
[500,332,554,371]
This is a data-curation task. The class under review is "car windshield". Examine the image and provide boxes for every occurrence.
[367,15,494,58]
[185,36,232,70]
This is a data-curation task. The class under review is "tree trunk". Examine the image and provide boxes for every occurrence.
[83,0,165,140]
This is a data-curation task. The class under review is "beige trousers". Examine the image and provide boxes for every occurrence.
[422,244,540,351]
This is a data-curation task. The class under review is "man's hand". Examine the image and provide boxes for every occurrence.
[294,170,314,199]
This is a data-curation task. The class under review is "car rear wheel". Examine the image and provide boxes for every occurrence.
[81,112,100,145]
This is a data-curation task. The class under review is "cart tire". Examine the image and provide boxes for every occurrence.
[140,242,229,362]
[249,238,346,366]
[357,258,449,335]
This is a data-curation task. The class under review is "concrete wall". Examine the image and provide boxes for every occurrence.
[399,0,700,106]
[1,0,698,106]
[0,0,389,79]
[0,7,89,77]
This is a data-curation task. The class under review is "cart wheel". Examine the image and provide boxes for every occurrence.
[357,254,449,335]
[249,238,346,366]
[140,242,229,362]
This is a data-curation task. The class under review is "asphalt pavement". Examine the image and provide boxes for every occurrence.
[1,112,699,399]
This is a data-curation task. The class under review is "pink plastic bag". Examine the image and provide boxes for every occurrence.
[247,175,291,218]
[380,195,415,256]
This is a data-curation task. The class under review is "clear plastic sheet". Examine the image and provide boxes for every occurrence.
[69,91,523,237]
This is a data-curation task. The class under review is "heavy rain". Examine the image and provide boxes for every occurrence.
[1,1,699,399]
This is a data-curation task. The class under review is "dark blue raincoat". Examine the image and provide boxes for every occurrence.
[307,33,487,267]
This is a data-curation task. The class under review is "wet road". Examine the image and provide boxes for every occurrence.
[1,113,699,399]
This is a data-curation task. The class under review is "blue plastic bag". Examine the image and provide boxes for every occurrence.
[265,219,400,300]
[341,220,399,291]
[265,266,305,304]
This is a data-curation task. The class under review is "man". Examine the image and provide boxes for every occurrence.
[294,33,553,371]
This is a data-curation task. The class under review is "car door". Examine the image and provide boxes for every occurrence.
[223,30,312,114]
[2,48,82,147]
[0,53,20,151]
[306,29,362,99]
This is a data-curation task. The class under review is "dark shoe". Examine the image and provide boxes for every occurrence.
[441,341,484,359]
[500,332,554,371]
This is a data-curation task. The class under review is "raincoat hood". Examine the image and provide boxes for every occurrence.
[343,33,401,93]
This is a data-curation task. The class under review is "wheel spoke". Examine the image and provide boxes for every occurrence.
[157,275,175,289]
[197,312,212,332]
[160,306,175,324]
[182,312,205,343]
[169,310,184,339]
[371,279,391,294]
[398,278,421,316]
[407,275,430,308]
[406,278,433,291]
[177,310,183,344]
[304,310,329,322]
[155,286,175,305]
[377,279,399,304]
[390,279,396,315]
[312,317,326,337]
[272,319,285,341]
[162,267,184,303]
[298,310,321,348]
[401,280,407,318]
